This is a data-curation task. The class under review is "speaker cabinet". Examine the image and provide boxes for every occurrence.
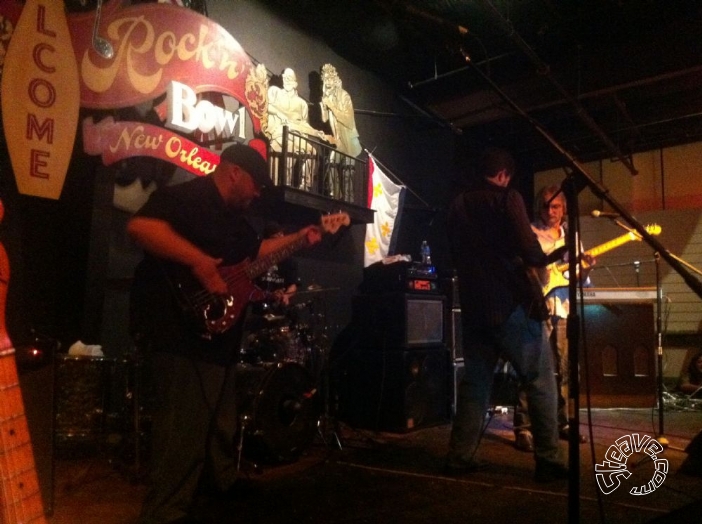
[352,293,445,348]
[336,347,450,432]
[580,303,656,407]
[680,430,702,478]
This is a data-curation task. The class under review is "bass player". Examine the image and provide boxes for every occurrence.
[127,142,322,524]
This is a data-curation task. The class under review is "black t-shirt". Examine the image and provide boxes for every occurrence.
[447,179,549,328]
[255,258,298,293]
[130,175,261,365]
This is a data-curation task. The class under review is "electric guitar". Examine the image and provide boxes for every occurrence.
[541,224,662,296]
[169,212,350,338]
[0,199,48,524]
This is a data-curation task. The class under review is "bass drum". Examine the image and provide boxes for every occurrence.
[236,361,320,464]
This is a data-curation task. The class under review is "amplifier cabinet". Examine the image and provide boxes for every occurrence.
[336,347,450,432]
[352,293,445,348]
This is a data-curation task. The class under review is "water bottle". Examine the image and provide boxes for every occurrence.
[420,240,432,266]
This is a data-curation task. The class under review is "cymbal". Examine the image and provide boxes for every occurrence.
[294,286,340,297]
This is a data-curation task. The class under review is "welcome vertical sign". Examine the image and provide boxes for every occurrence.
[1,0,80,200]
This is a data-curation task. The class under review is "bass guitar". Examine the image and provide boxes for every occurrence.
[0,199,48,524]
[541,224,662,296]
[170,212,350,338]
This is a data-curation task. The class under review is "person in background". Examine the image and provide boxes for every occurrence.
[255,220,299,306]
[128,143,322,524]
[513,185,595,452]
[678,351,702,395]
[445,147,569,483]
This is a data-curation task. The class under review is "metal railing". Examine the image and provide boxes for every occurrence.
[269,126,368,208]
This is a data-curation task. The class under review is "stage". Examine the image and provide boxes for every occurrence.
[47,407,702,524]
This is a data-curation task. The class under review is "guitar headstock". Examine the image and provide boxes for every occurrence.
[630,223,662,241]
[645,224,662,236]
[320,212,351,234]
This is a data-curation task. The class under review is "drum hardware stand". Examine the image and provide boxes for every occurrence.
[234,413,265,476]
[306,304,343,452]
[111,347,150,484]
[316,350,343,452]
[236,413,250,472]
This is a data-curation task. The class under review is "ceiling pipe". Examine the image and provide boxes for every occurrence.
[476,0,638,176]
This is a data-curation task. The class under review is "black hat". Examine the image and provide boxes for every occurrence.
[219,143,272,189]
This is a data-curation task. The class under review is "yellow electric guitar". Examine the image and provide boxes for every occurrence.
[541,224,662,296]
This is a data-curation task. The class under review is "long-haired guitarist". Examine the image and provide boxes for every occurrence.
[127,143,321,524]
[513,185,596,453]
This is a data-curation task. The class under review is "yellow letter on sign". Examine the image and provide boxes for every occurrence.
[1,0,80,200]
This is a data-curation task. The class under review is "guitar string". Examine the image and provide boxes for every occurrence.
[187,238,307,307]
[0,355,19,523]
[9,356,32,523]
[2,354,46,523]
[0,356,11,522]
[185,215,347,315]
[0,354,25,523]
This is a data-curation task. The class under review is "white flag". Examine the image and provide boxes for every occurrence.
[364,155,405,267]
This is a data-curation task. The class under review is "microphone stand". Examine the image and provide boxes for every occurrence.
[607,219,665,440]
[654,252,668,447]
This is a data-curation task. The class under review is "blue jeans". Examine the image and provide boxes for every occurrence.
[514,316,569,433]
[447,305,561,465]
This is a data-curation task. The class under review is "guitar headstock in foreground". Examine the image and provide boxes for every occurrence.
[320,212,351,234]
[631,224,662,240]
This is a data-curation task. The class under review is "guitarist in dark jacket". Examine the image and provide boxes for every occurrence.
[127,142,321,524]
[445,147,569,483]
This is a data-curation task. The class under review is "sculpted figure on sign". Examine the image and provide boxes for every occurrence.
[266,68,316,152]
[265,68,323,190]
[319,63,362,159]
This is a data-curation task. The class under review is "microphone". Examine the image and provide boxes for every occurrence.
[591,210,620,219]
[92,0,114,59]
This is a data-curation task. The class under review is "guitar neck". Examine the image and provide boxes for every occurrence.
[0,350,48,524]
[244,234,307,281]
[555,232,634,272]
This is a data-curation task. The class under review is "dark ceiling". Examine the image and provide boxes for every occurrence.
[261,0,702,173]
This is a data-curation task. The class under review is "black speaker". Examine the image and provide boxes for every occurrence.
[680,430,702,478]
[336,347,450,432]
[352,293,445,348]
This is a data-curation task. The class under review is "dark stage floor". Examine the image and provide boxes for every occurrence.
[43,407,702,524]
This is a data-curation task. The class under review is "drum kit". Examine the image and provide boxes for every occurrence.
[48,286,339,479]
[234,286,340,467]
